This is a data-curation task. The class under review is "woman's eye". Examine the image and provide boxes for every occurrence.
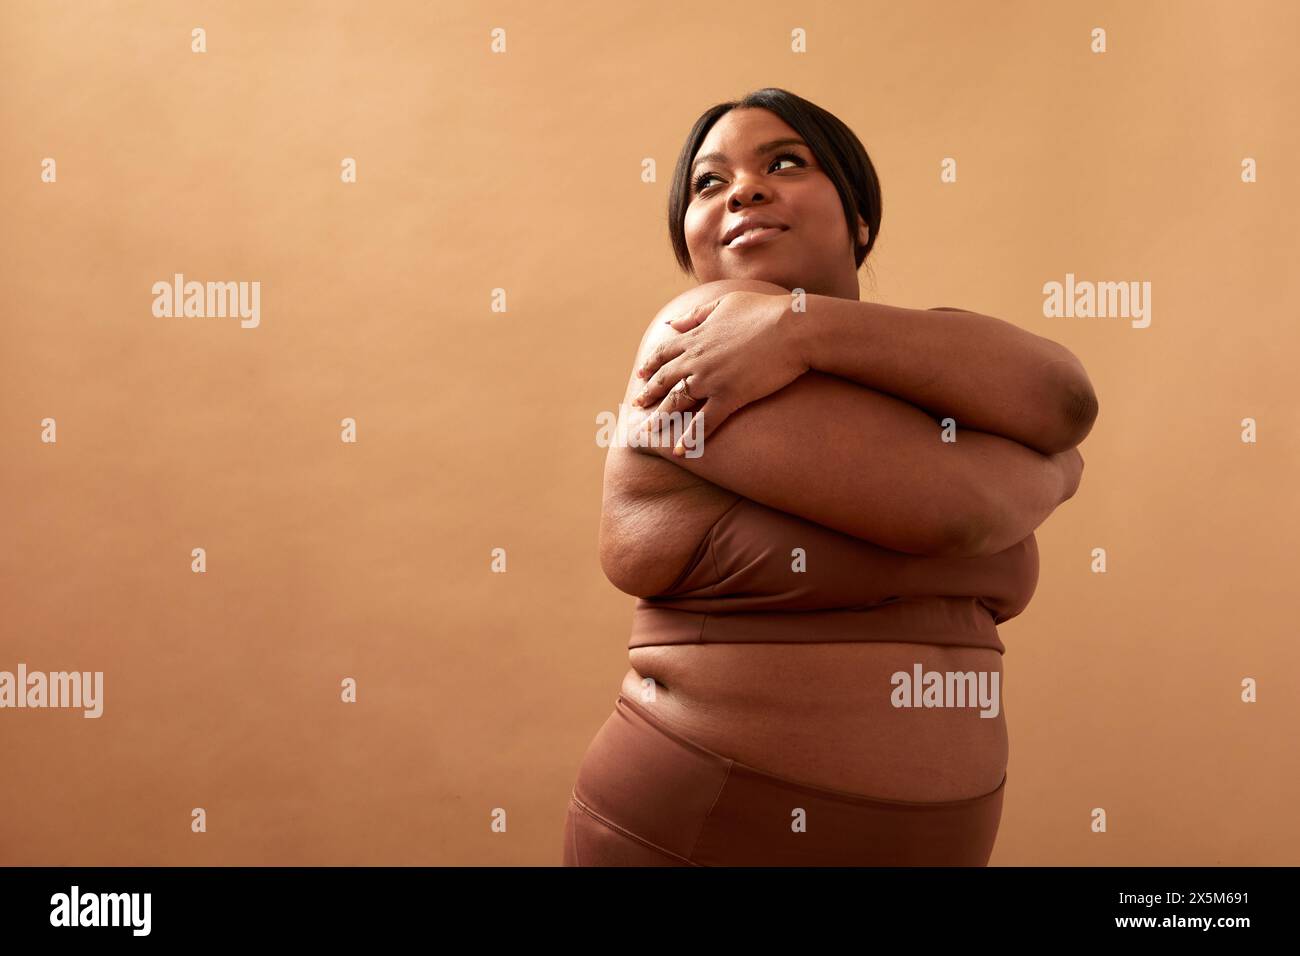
[692,171,719,193]
[692,154,807,195]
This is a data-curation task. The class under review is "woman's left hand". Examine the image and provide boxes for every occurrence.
[631,290,808,456]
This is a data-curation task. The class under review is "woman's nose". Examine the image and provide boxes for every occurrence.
[727,182,769,208]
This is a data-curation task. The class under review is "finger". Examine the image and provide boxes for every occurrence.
[661,381,703,449]
[636,404,665,446]
[636,338,686,380]
[638,382,690,438]
[673,402,712,457]
[633,355,686,407]
[639,379,698,444]
[674,399,738,457]
[637,405,671,448]
[656,378,698,419]
[663,296,721,332]
[665,296,723,332]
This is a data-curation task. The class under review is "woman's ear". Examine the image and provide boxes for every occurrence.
[856,214,870,249]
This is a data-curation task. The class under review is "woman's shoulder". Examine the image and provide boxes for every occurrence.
[628,278,792,378]
[599,280,789,597]
[648,278,791,328]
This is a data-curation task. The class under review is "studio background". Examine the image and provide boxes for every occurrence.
[2,0,1297,865]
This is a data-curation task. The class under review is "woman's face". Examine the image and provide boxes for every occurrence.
[683,108,869,298]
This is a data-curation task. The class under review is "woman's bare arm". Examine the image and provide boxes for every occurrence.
[626,279,1078,557]
[790,296,1098,456]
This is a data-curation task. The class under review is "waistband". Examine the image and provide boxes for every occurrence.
[582,693,1008,865]
[629,596,1005,653]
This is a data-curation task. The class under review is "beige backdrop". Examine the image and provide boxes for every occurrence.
[2,0,1297,866]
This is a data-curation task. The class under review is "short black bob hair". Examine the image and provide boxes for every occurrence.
[667,87,883,279]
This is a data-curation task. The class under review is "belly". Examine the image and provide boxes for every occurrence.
[625,642,1008,803]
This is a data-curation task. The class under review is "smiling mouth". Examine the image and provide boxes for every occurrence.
[725,226,788,249]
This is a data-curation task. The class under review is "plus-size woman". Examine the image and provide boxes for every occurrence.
[562,88,1096,866]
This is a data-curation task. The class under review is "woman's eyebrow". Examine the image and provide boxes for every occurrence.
[690,137,808,175]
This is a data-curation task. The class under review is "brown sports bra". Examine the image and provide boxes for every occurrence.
[629,496,1039,654]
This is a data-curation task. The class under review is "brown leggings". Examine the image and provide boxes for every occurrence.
[563,693,1006,866]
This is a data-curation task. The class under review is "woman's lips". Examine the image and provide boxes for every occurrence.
[725,226,787,250]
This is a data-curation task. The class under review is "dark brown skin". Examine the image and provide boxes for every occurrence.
[599,107,1094,802]
[604,278,1087,594]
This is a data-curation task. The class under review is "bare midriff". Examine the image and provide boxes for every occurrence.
[624,641,1007,804]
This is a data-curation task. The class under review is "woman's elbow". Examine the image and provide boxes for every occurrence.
[949,455,1081,559]
[1045,373,1099,453]
[1063,382,1099,445]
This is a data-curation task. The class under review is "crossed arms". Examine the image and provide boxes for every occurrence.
[623,279,1095,558]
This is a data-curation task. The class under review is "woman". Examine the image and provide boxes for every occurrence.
[563,88,1095,866]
